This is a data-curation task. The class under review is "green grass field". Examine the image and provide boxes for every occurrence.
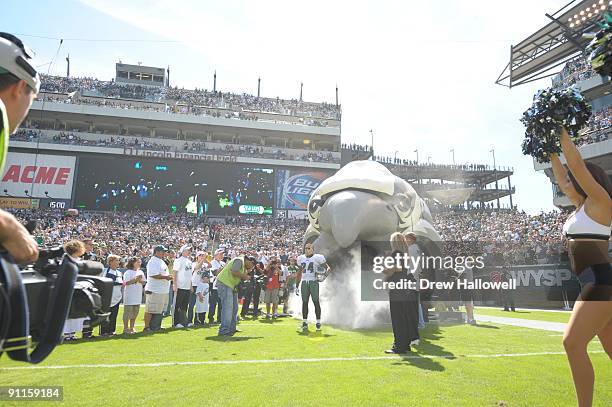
[1,306,610,407]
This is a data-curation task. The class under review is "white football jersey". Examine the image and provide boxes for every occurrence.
[297,253,327,282]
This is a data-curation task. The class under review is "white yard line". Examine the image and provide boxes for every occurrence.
[1,351,605,371]
[475,306,571,314]
[475,315,567,332]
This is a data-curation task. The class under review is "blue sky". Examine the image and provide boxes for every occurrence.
[5,0,570,213]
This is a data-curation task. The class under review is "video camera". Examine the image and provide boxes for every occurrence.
[0,236,112,364]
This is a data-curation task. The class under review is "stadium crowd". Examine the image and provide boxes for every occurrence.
[342,143,372,152]
[10,206,569,271]
[11,128,340,163]
[549,58,611,147]
[39,74,165,101]
[551,57,598,90]
[38,74,341,123]
[7,207,571,338]
[374,156,514,172]
[576,106,611,147]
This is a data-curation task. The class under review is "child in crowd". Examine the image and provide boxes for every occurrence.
[195,269,210,325]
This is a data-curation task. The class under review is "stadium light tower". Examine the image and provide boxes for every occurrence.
[496,0,609,87]
[335,84,339,107]
[394,150,399,161]
[450,148,455,165]
[490,149,501,208]
[414,149,419,164]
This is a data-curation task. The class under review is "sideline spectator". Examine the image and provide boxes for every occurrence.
[172,245,194,328]
[264,259,281,319]
[122,257,146,334]
[62,240,87,341]
[188,251,209,326]
[195,267,211,325]
[281,258,298,314]
[144,245,172,332]
[208,248,225,324]
[100,255,123,336]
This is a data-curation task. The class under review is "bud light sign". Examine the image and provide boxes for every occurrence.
[275,170,330,210]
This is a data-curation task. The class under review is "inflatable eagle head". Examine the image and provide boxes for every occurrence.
[304,160,440,257]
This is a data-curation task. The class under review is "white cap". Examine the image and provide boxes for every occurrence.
[179,244,192,254]
[0,33,40,93]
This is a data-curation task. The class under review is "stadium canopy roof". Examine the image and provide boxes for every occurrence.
[496,0,611,88]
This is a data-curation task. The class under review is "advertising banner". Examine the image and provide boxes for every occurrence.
[0,197,39,209]
[275,169,330,210]
[0,153,76,199]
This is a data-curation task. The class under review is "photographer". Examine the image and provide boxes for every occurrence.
[216,255,255,336]
[0,33,40,263]
[208,248,225,324]
[263,259,281,319]
[240,260,264,319]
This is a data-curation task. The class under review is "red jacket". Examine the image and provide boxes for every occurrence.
[265,268,280,289]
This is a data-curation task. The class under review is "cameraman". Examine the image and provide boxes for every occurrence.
[240,260,264,319]
[0,33,40,263]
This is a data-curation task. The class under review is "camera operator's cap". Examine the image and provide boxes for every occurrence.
[196,250,206,257]
[153,244,168,253]
[0,33,40,93]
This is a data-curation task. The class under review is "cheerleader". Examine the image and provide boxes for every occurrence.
[550,127,612,407]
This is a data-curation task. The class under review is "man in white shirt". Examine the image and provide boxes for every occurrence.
[172,244,193,328]
[144,245,173,332]
[208,248,225,324]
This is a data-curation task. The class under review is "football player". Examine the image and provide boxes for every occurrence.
[296,243,331,332]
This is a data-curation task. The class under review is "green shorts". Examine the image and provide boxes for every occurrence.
[301,280,320,302]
